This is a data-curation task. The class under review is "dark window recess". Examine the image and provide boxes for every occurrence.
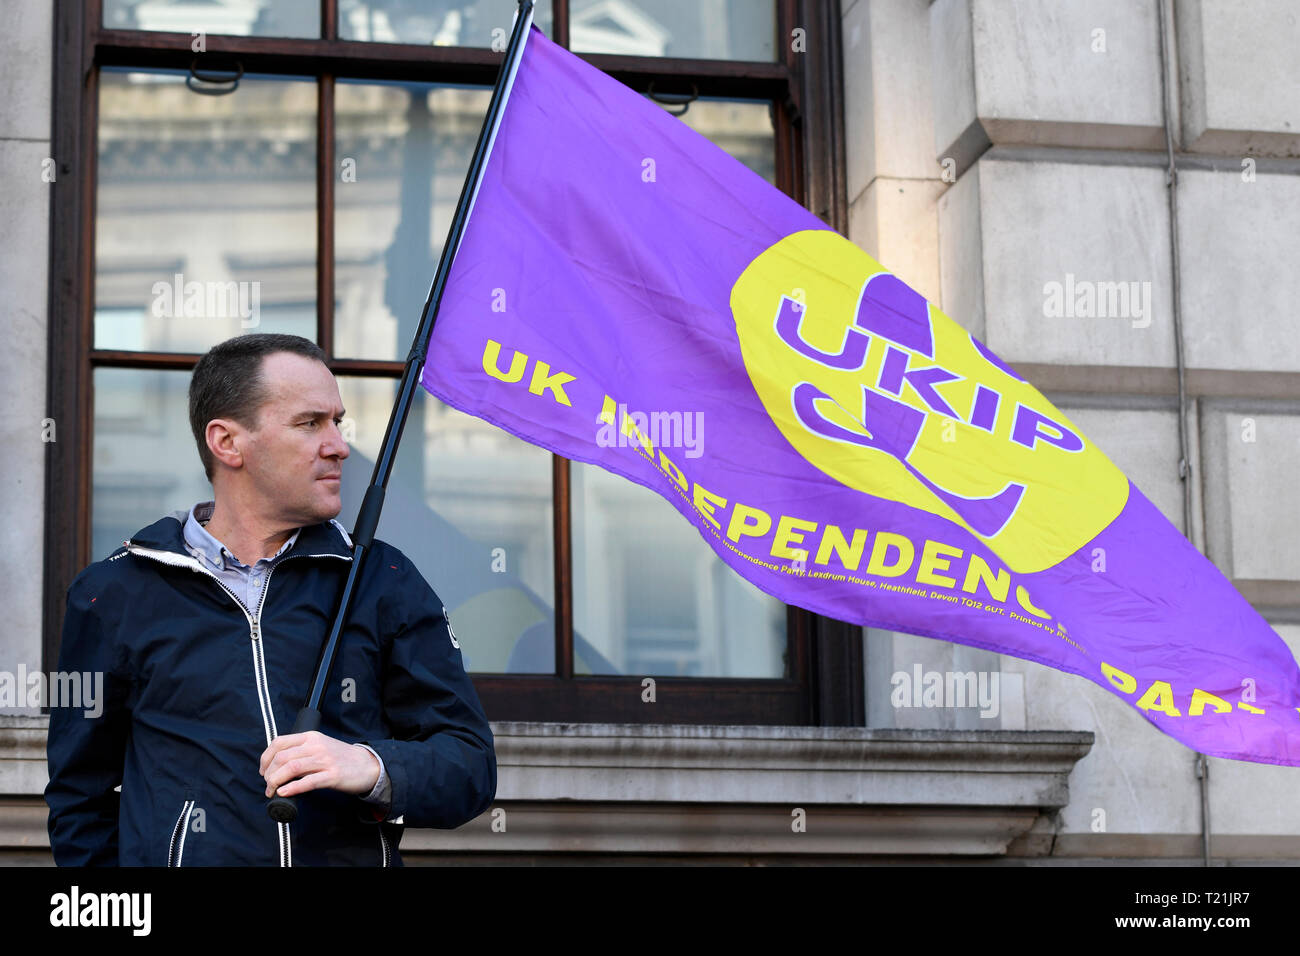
[46,0,858,726]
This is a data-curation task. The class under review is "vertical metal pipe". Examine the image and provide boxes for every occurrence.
[1156,0,1210,868]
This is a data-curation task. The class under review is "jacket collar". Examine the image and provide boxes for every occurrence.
[127,505,354,561]
[184,501,300,571]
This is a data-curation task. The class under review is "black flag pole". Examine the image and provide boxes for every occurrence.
[267,0,536,824]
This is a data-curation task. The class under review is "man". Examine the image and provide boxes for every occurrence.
[45,333,496,866]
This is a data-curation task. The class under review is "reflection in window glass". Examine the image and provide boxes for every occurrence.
[570,0,774,61]
[339,0,553,47]
[571,463,786,678]
[670,97,775,185]
[103,0,319,37]
[92,368,210,560]
[336,377,556,674]
[334,82,490,361]
[96,69,318,354]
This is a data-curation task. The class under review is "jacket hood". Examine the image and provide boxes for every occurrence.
[127,510,355,560]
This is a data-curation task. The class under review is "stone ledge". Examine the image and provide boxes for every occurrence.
[5,717,1095,807]
[0,717,53,798]
[5,718,1095,858]
[400,802,1043,856]
[492,722,1094,808]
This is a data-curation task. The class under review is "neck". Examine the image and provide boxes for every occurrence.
[203,496,299,566]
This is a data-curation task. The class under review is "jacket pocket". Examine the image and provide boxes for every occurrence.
[167,789,198,867]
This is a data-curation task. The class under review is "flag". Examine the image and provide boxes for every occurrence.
[420,24,1300,765]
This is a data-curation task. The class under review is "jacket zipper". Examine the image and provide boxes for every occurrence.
[168,798,196,867]
[248,564,290,867]
[126,542,351,867]
[379,826,390,867]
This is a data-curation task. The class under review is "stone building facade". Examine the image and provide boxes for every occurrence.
[1,0,1296,863]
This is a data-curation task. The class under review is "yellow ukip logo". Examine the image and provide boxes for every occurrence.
[730,230,1128,574]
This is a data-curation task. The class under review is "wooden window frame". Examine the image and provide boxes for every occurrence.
[44,0,860,726]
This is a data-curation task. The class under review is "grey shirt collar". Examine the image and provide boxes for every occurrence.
[181,500,301,572]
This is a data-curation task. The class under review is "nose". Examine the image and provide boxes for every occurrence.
[325,421,350,460]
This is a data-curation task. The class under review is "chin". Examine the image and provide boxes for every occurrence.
[306,489,343,523]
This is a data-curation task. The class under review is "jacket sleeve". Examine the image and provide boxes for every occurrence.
[359,553,497,829]
[44,575,133,866]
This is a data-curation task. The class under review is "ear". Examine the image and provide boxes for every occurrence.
[206,418,246,473]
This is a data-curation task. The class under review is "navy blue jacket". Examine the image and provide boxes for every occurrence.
[45,512,496,866]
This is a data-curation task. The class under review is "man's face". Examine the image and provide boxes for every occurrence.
[236,352,350,527]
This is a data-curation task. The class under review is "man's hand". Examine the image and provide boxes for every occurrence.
[259,732,381,799]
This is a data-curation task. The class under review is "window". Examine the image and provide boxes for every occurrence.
[46,0,858,724]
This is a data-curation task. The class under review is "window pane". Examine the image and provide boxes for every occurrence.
[96,69,317,354]
[104,0,320,37]
[334,82,491,361]
[336,377,556,673]
[570,0,775,61]
[671,97,775,185]
[571,463,786,677]
[339,0,553,47]
[92,368,210,560]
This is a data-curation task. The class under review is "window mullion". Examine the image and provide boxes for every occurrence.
[554,455,574,678]
[317,74,334,358]
[553,0,569,50]
[322,0,337,42]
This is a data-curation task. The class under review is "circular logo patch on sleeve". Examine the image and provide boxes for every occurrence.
[443,606,461,649]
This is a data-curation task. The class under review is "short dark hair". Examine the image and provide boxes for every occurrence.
[188,333,327,482]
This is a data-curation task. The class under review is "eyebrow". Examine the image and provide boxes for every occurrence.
[294,409,346,420]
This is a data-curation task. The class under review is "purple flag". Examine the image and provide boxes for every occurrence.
[422,25,1300,766]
